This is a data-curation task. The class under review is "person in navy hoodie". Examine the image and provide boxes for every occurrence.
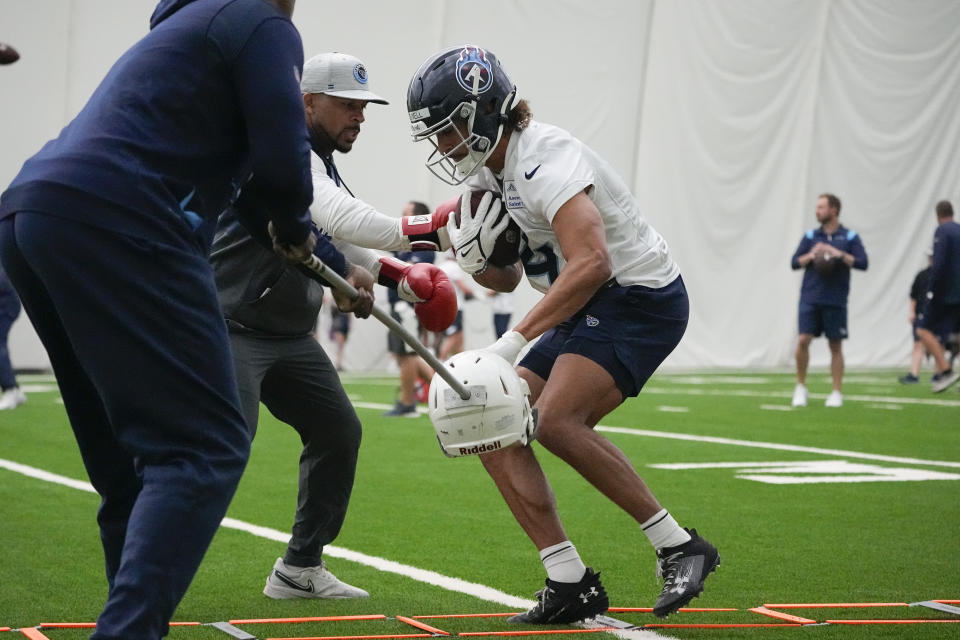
[790,193,868,408]
[0,1,345,637]
[917,200,960,392]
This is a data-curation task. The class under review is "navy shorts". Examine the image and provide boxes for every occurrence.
[798,302,847,340]
[493,313,511,339]
[328,308,350,339]
[444,310,464,336]
[519,276,688,398]
[917,298,960,344]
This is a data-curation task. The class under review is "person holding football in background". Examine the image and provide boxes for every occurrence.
[789,194,869,407]
[406,45,720,623]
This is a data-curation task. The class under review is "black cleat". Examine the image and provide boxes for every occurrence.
[508,568,609,624]
[653,528,720,618]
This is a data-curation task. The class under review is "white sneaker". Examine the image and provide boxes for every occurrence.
[0,387,26,410]
[931,369,960,393]
[825,390,843,407]
[790,384,808,407]
[263,557,369,599]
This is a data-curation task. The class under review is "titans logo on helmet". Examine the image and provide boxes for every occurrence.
[353,63,368,84]
[456,46,493,94]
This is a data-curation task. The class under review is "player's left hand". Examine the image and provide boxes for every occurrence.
[447,191,511,275]
[483,330,528,365]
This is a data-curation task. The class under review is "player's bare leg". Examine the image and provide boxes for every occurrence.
[795,333,813,384]
[793,333,813,406]
[529,354,663,522]
[828,339,844,391]
[480,366,608,624]
[478,368,566,550]
[918,327,949,373]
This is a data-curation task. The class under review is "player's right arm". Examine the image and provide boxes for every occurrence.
[310,168,451,251]
[473,260,523,292]
[231,16,313,247]
[791,235,817,269]
[511,191,612,342]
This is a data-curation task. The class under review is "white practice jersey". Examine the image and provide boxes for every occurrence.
[466,121,679,294]
[308,152,410,271]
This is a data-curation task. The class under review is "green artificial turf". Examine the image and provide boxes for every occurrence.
[1,370,957,639]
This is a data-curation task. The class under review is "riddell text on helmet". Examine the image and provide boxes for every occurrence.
[459,441,502,456]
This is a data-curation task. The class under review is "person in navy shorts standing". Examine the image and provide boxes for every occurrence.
[790,193,868,408]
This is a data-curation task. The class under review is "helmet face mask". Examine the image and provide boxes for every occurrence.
[408,46,517,185]
[416,101,494,184]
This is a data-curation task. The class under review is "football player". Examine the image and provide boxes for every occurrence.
[406,45,720,622]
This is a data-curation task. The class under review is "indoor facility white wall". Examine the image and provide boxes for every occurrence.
[1,0,957,372]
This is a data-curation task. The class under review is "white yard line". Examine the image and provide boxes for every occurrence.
[349,401,960,469]
[594,426,960,469]
[0,457,666,640]
[643,386,960,408]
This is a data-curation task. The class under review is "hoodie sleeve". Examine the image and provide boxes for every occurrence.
[791,234,813,270]
[230,17,313,245]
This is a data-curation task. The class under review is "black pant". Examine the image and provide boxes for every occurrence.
[0,290,19,390]
[229,331,361,566]
[0,212,250,639]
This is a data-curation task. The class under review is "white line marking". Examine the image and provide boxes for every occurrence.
[655,406,689,413]
[356,402,959,470]
[19,384,59,393]
[660,376,773,385]
[865,403,902,411]
[0,457,665,639]
[649,460,960,484]
[354,401,422,415]
[643,386,960,408]
[759,404,794,412]
[595,426,960,469]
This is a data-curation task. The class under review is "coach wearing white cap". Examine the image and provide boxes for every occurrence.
[212,52,458,601]
[302,52,388,157]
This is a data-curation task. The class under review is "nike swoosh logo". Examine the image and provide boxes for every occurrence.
[524,164,542,180]
[274,570,315,593]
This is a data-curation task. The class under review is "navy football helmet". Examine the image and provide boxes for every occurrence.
[407,45,518,184]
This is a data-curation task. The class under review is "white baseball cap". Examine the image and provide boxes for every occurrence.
[301,52,388,104]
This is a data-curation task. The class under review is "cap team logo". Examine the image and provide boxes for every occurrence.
[353,63,368,84]
[456,46,493,94]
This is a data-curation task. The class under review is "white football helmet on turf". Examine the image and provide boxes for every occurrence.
[428,350,536,458]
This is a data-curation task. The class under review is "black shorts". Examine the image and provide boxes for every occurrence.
[387,302,419,356]
[917,298,960,345]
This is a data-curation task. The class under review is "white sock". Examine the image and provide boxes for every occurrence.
[540,541,586,583]
[641,509,691,550]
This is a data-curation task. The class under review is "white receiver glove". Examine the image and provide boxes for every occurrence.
[446,191,511,275]
[483,330,528,365]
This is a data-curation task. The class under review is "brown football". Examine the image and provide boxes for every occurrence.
[813,252,842,277]
[454,190,521,267]
[0,43,20,65]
